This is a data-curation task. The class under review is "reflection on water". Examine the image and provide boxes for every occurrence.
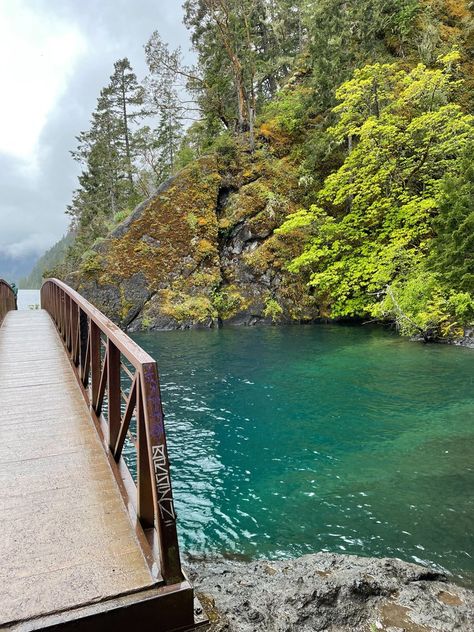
[131,324,474,583]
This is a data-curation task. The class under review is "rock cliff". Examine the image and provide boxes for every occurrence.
[68,148,317,330]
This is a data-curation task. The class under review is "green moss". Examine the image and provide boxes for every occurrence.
[223,181,269,225]
[141,315,152,329]
[196,238,216,259]
[191,271,221,288]
[119,286,133,321]
[113,208,133,224]
[212,132,239,165]
[102,156,221,287]
[186,212,198,232]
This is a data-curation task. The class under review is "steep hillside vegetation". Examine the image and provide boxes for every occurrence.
[48,0,473,339]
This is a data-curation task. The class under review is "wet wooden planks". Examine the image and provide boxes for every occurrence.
[0,310,157,628]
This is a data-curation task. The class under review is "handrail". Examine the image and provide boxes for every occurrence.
[0,279,17,326]
[41,278,183,585]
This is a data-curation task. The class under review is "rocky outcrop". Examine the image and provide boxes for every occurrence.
[187,553,474,631]
[68,150,318,330]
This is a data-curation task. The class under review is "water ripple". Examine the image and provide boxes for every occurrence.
[130,325,474,582]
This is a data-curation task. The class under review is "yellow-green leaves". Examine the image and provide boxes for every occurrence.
[278,52,474,331]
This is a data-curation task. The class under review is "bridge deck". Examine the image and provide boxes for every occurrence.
[0,310,159,627]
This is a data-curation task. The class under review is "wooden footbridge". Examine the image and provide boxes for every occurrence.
[0,279,207,631]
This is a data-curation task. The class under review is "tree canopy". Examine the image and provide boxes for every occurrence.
[55,0,474,338]
[278,52,474,336]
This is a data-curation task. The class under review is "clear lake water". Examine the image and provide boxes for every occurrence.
[129,324,474,583]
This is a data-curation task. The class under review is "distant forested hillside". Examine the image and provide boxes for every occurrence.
[51,0,474,340]
[19,233,74,288]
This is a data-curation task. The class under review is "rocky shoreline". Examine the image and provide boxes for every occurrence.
[186,553,474,631]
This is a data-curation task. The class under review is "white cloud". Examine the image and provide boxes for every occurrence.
[0,0,86,161]
[0,0,191,279]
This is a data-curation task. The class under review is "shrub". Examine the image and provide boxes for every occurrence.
[212,286,248,319]
[263,297,283,322]
[79,250,102,275]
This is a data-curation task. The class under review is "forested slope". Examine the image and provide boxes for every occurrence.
[47,0,473,339]
[19,233,74,288]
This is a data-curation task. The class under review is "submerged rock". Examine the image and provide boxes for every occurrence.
[186,553,474,631]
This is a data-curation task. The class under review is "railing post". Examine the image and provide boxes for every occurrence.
[141,363,184,585]
[90,321,101,410]
[55,285,59,325]
[107,340,121,451]
[59,289,65,338]
[67,294,73,351]
[72,302,79,364]
[137,383,155,529]
[79,310,89,385]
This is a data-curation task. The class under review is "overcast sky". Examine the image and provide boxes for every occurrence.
[0,0,191,276]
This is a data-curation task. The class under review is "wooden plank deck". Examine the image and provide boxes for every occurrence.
[0,310,160,628]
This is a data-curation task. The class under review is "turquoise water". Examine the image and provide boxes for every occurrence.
[131,325,474,583]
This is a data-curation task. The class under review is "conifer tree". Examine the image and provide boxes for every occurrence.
[181,0,305,146]
[67,60,145,259]
[143,34,187,181]
[107,58,145,189]
[431,145,474,294]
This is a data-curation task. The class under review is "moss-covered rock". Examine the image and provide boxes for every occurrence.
[69,147,320,330]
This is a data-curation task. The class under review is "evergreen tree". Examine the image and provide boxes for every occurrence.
[431,145,474,293]
[182,0,305,147]
[107,58,145,189]
[143,34,187,184]
[67,60,145,260]
[68,88,124,228]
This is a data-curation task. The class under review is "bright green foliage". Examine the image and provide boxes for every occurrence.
[263,297,284,322]
[278,55,474,330]
[79,250,103,276]
[374,271,474,339]
[212,285,248,319]
[259,84,310,146]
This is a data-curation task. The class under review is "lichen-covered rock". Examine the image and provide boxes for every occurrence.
[69,149,319,330]
[70,157,222,329]
[187,553,474,631]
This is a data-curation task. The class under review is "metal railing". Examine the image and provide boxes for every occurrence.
[0,279,17,326]
[41,278,183,585]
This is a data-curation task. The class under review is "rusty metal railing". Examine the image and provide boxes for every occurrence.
[41,278,183,586]
[0,279,17,326]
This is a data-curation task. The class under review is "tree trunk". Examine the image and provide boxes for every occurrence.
[120,72,134,188]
